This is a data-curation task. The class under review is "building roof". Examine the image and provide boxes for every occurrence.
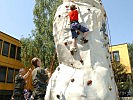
[0,31,20,41]
[110,43,127,47]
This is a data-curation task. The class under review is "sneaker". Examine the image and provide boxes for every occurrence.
[84,39,88,43]
[80,38,88,44]
[80,37,84,42]
[73,47,77,52]
[71,47,77,52]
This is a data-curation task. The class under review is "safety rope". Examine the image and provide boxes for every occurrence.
[106,15,119,99]
[63,68,77,95]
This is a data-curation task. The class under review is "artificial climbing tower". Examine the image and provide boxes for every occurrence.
[45,0,119,99]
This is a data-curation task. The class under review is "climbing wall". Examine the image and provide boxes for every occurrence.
[45,0,119,100]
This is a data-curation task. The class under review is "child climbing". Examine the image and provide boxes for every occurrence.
[66,4,89,52]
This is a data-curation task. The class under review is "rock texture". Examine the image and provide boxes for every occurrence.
[45,0,118,100]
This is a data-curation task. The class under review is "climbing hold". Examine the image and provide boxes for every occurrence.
[87,8,90,11]
[64,42,68,46]
[104,37,107,40]
[57,67,60,71]
[65,5,69,8]
[56,95,60,99]
[109,86,112,91]
[58,15,61,18]
[108,49,110,53]
[104,13,107,18]
[70,50,74,55]
[71,63,73,66]
[111,76,113,80]
[93,5,95,7]
[71,78,75,82]
[80,59,83,64]
[109,65,111,68]
[87,80,92,86]
[77,31,80,35]
[106,56,109,59]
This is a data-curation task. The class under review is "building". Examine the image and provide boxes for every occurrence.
[0,31,32,99]
[109,43,132,74]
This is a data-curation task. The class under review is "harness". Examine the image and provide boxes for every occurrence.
[70,20,79,24]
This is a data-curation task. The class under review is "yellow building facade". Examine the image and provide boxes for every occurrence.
[109,43,132,74]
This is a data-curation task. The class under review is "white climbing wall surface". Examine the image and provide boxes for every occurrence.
[45,0,118,100]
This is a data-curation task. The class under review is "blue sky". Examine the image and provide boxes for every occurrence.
[0,0,133,45]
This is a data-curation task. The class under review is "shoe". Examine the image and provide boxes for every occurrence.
[73,47,77,52]
[80,37,88,44]
[84,39,88,43]
[71,47,77,52]
[80,37,84,42]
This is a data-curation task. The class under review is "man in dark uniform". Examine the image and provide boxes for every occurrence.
[12,68,32,100]
[31,57,49,100]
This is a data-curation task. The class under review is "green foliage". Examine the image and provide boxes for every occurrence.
[21,0,62,68]
[128,42,133,95]
[128,42,133,68]
[112,61,130,91]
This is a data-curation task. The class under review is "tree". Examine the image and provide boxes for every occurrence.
[21,0,62,69]
[128,42,133,69]
[128,42,133,96]
[112,61,130,96]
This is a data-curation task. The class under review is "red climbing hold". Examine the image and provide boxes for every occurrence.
[87,80,92,86]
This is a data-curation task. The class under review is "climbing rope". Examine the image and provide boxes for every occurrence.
[106,16,112,53]
[106,15,119,99]
[63,68,77,95]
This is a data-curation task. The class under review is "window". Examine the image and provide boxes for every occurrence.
[16,47,21,60]
[2,41,10,57]
[10,44,16,58]
[0,95,4,100]
[0,66,7,82]
[7,68,14,83]
[0,39,2,54]
[113,51,120,62]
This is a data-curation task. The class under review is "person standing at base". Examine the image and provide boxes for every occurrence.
[31,57,49,100]
[12,68,32,100]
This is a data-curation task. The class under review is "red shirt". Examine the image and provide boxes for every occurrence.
[68,10,78,22]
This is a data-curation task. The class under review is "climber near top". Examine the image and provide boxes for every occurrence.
[66,4,89,52]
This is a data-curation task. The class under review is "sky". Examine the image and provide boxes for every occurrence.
[0,0,133,45]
